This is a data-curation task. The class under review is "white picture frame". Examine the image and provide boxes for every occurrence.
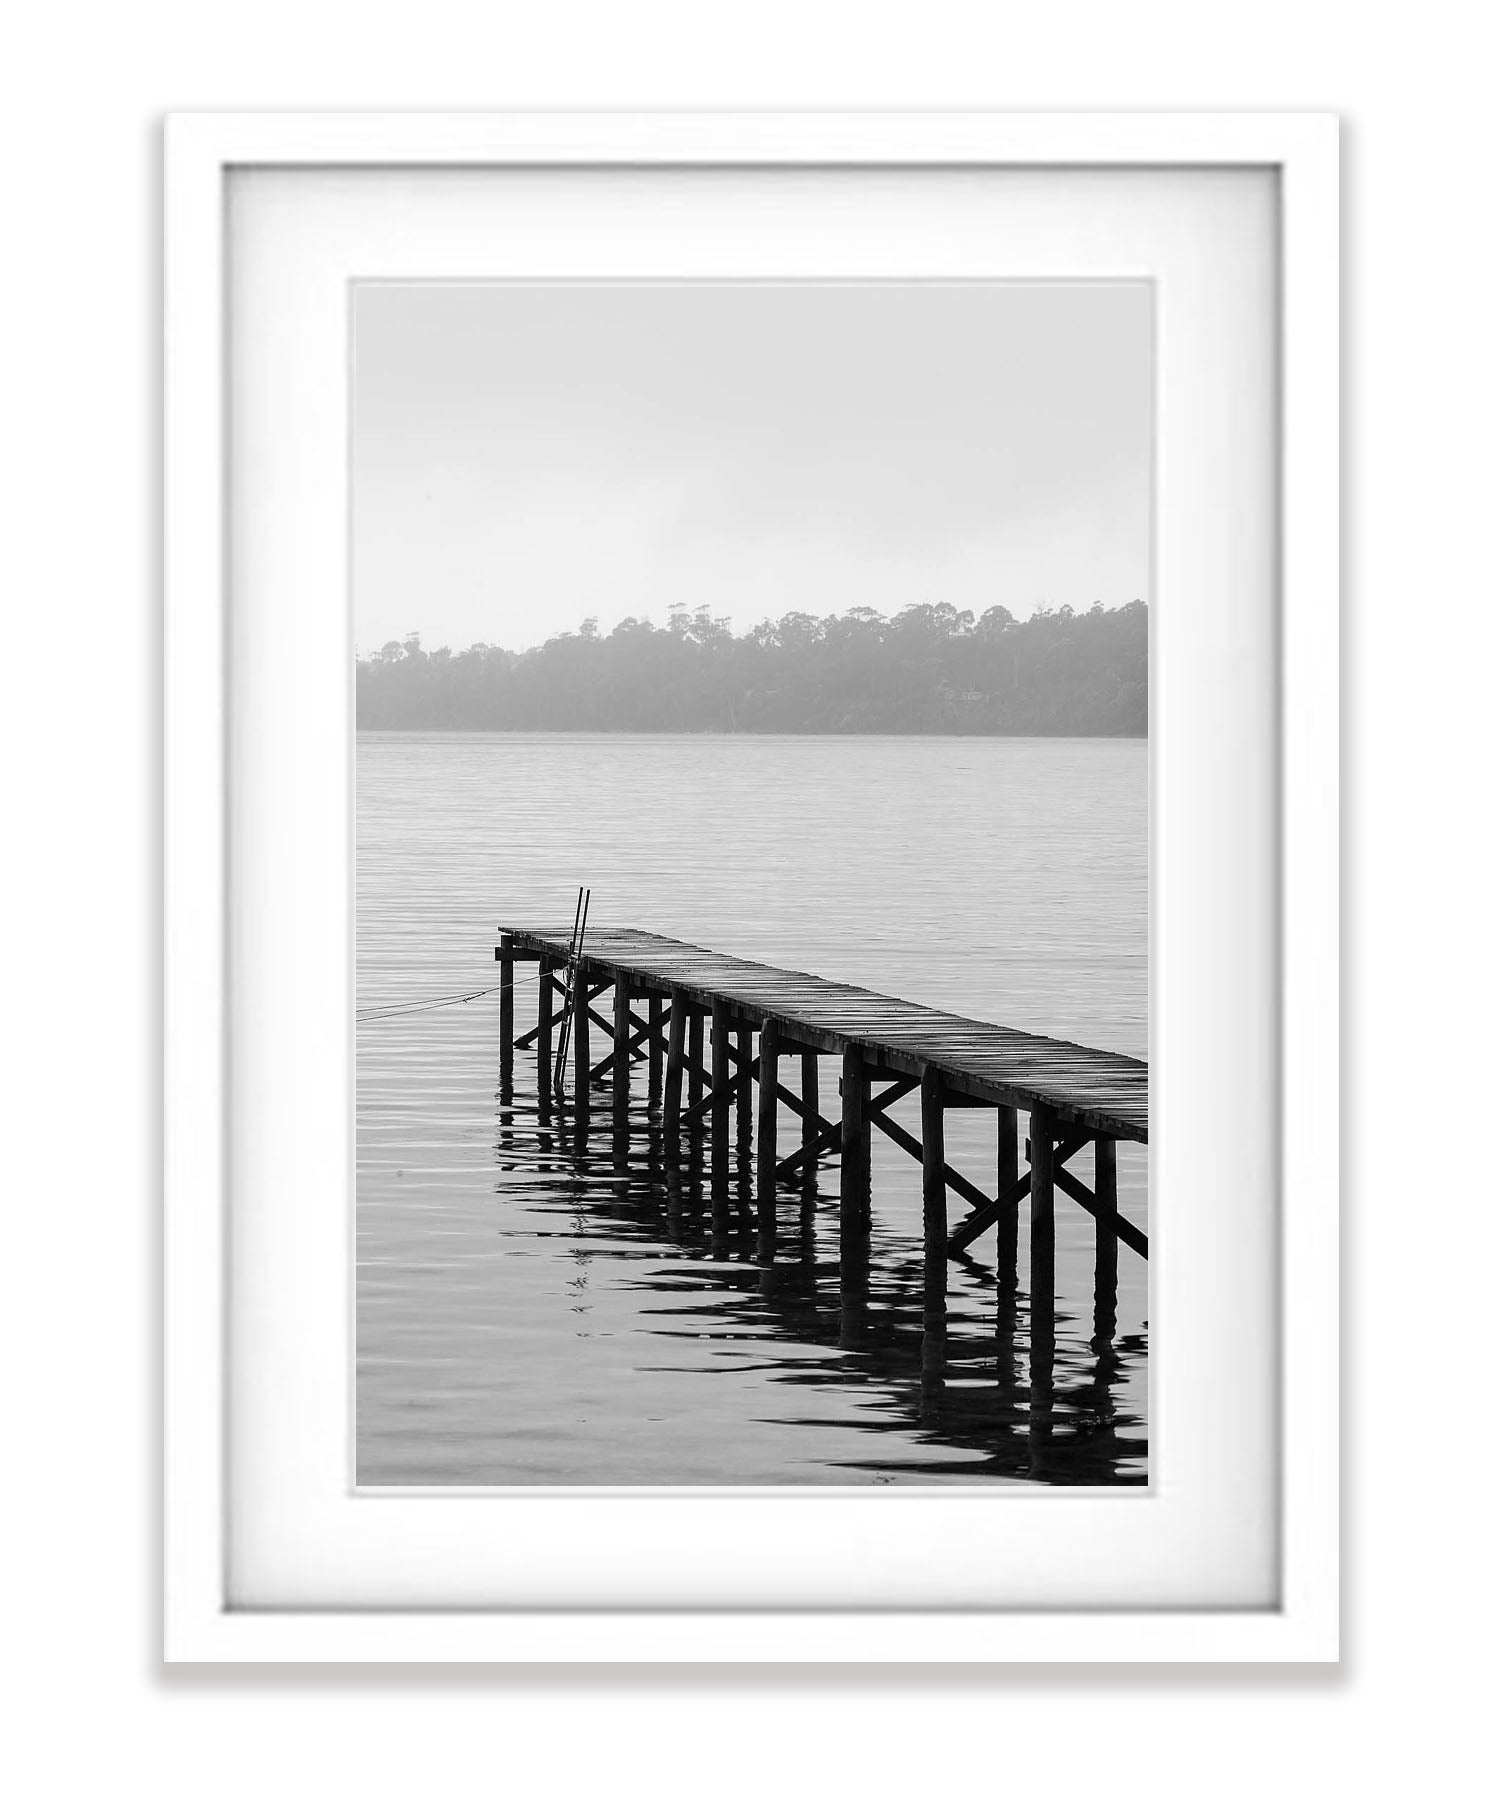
[165,111,1338,1662]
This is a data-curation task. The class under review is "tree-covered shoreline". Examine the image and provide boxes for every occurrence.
[356,600,1147,735]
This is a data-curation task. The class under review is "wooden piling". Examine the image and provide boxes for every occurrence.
[648,995,664,1106]
[756,1017,781,1263]
[921,1068,948,1380]
[613,976,631,1123]
[839,1046,870,1238]
[572,954,590,1106]
[1093,1135,1119,1346]
[996,1102,1019,1285]
[1029,1101,1057,1440]
[663,991,686,1152]
[497,933,514,1090]
[801,1050,819,1173]
[688,1009,705,1112]
[711,998,731,1194]
[536,960,554,1110]
[736,1026,753,1160]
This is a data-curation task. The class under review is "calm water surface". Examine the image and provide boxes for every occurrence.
[357,732,1147,1485]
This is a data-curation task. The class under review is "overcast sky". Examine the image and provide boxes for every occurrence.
[352,282,1150,655]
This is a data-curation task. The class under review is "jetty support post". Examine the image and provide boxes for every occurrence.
[736,1026,753,1163]
[920,1067,948,1394]
[1093,1135,1119,1347]
[662,990,687,1158]
[996,1100,1019,1290]
[756,1017,782,1265]
[648,995,664,1107]
[800,1051,820,1178]
[1029,1101,1057,1449]
[711,999,731,1196]
[497,933,514,1093]
[572,954,590,1111]
[838,1046,870,1347]
[536,957,554,1114]
[688,1009,705,1113]
[612,973,631,1129]
[839,1047,870,1237]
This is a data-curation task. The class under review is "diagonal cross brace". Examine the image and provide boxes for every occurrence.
[945,1128,1091,1255]
[774,1074,918,1180]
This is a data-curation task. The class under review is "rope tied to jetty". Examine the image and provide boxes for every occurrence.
[356,969,542,1023]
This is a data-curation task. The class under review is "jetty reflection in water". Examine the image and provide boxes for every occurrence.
[482,1052,1146,1487]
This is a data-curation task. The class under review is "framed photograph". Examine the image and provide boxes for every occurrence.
[165,112,1338,1661]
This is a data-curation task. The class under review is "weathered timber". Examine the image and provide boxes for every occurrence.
[776,1072,916,1180]
[515,977,607,1052]
[801,1051,819,1168]
[689,1011,705,1112]
[1030,1102,1057,1341]
[648,995,664,1106]
[498,934,514,1088]
[684,1070,741,1129]
[921,1067,948,1377]
[663,993,686,1147]
[997,1102,1019,1289]
[613,976,631,1118]
[946,1128,1090,1256]
[1054,1160,1148,1260]
[869,1106,992,1212]
[757,1018,781,1263]
[711,999,731,1192]
[735,1026,753,1159]
[536,958,554,1101]
[572,955,590,1103]
[499,925,1146,1142]
[1094,1136,1119,1331]
[840,1045,870,1240]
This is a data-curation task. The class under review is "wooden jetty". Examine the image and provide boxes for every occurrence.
[495,923,1147,1372]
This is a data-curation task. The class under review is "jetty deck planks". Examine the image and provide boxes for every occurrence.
[501,924,1146,1144]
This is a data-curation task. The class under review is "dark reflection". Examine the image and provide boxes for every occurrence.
[493,1063,1146,1486]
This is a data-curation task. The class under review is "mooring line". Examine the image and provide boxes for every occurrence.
[357,968,543,1023]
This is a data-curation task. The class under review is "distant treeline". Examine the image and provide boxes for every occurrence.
[356,600,1147,735]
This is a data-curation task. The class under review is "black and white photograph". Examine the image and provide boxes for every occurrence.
[354,280,1150,1488]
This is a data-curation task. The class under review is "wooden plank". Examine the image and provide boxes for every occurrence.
[499,924,1149,1144]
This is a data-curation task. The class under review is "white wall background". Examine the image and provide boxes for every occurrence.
[1,3,1494,1794]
